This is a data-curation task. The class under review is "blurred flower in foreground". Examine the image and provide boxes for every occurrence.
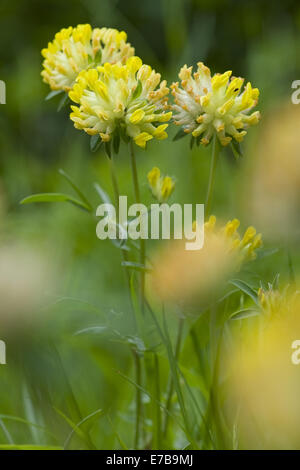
[225,285,300,449]
[41,24,134,92]
[69,56,171,148]
[247,103,300,239]
[0,244,53,333]
[171,62,260,146]
[147,167,175,202]
[150,216,262,303]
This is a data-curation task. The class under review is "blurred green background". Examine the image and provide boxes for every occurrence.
[0,0,300,449]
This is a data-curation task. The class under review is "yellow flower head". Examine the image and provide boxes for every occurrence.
[41,24,134,92]
[171,62,260,146]
[202,215,262,263]
[147,167,175,202]
[69,56,171,148]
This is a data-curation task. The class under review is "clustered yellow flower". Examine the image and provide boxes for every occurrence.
[69,56,171,148]
[171,62,260,146]
[147,167,175,202]
[41,24,134,92]
[202,215,262,263]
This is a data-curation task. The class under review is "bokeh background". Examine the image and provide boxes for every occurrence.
[0,0,300,449]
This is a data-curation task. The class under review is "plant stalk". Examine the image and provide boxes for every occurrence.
[163,317,184,439]
[129,140,146,314]
[205,135,220,218]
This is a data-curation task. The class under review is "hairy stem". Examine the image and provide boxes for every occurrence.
[129,140,146,314]
[133,350,142,449]
[108,154,132,294]
[205,135,220,217]
[163,317,184,439]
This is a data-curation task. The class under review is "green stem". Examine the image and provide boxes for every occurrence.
[163,317,184,438]
[133,350,142,449]
[108,154,132,294]
[205,135,220,218]
[129,140,146,314]
[153,353,161,449]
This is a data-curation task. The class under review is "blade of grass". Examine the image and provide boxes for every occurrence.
[54,407,96,450]
[63,408,104,450]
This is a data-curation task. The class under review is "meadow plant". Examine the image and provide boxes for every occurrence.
[20,22,292,451]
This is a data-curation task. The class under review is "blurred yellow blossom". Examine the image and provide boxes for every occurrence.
[225,284,300,449]
[170,62,260,146]
[69,56,171,148]
[150,215,262,304]
[0,243,54,334]
[41,24,134,92]
[246,102,300,239]
[147,167,175,202]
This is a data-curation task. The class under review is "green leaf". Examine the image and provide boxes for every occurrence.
[132,80,142,100]
[173,128,188,141]
[0,414,56,440]
[0,444,63,450]
[94,182,112,205]
[54,407,96,450]
[121,261,152,273]
[64,409,104,450]
[190,136,195,150]
[119,125,130,143]
[230,140,243,160]
[256,248,279,259]
[161,311,197,447]
[107,415,128,450]
[74,326,108,336]
[113,132,121,155]
[229,308,259,321]
[59,169,92,211]
[57,93,69,112]
[115,369,183,431]
[20,193,92,212]
[104,140,112,158]
[229,279,259,305]
[45,89,63,101]
[90,134,102,153]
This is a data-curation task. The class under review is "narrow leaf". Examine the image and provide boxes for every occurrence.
[59,169,92,210]
[54,407,95,449]
[229,308,260,321]
[121,261,152,273]
[90,134,102,153]
[230,140,243,160]
[45,90,63,101]
[173,128,188,141]
[94,183,112,205]
[57,93,69,112]
[113,132,120,155]
[229,279,259,305]
[20,193,92,212]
